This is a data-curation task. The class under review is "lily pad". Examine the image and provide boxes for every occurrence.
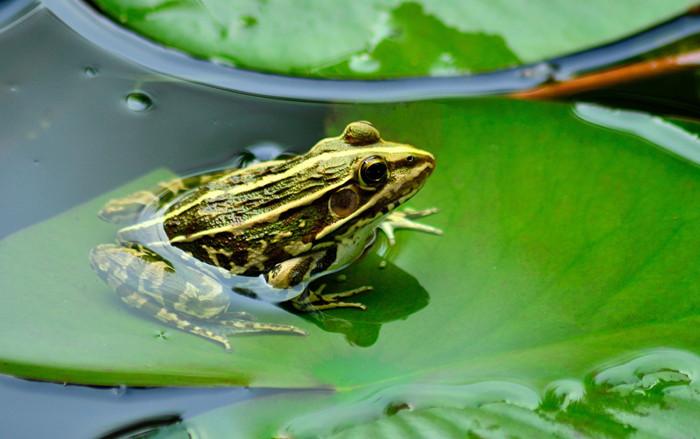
[1,98,700,392]
[177,349,700,437]
[90,0,696,78]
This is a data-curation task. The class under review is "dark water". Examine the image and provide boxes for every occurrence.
[3,1,700,438]
[0,375,291,438]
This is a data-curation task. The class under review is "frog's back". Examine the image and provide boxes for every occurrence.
[161,154,355,275]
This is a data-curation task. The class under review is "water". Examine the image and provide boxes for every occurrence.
[2,2,700,438]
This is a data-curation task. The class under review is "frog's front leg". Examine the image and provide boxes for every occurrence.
[90,243,305,350]
[379,207,442,246]
[265,250,372,312]
[98,170,230,223]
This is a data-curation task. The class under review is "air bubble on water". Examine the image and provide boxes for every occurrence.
[83,66,99,78]
[124,91,153,112]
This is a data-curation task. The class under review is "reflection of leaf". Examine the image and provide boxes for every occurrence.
[288,250,430,347]
[90,0,695,78]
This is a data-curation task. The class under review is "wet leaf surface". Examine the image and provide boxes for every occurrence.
[90,0,696,78]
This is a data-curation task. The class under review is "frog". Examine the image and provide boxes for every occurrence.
[89,121,441,349]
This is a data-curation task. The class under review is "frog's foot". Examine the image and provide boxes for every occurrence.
[98,191,160,223]
[90,243,306,349]
[292,284,373,312]
[379,207,442,246]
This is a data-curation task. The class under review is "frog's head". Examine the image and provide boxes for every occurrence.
[309,121,435,240]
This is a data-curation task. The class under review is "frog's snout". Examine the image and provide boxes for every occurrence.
[409,150,436,177]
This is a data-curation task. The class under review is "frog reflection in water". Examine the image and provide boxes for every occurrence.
[90,122,441,349]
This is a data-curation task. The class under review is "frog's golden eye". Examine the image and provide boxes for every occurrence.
[359,156,388,187]
[329,187,360,218]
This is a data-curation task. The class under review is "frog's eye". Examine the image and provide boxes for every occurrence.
[329,187,360,218]
[359,156,388,187]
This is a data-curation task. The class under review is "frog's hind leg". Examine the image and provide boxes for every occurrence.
[89,243,304,350]
[98,171,230,224]
[90,243,235,349]
[121,289,235,350]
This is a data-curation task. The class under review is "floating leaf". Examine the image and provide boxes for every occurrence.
[90,0,696,78]
[1,99,700,394]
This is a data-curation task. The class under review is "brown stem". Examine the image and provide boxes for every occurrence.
[511,50,700,100]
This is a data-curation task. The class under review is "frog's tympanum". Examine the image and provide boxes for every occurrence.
[90,122,440,349]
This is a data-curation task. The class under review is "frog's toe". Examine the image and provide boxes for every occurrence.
[189,326,232,350]
[98,191,159,223]
[291,285,372,312]
[217,319,307,336]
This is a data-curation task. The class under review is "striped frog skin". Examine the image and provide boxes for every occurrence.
[90,121,441,349]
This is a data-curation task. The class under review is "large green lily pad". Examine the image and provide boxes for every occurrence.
[91,0,696,78]
[172,348,700,437]
[1,98,699,392]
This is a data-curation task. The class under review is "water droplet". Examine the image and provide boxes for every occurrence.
[349,53,380,74]
[111,385,127,397]
[378,260,387,269]
[8,84,18,93]
[32,159,40,166]
[593,349,698,394]
[518,62,557,81]
[430,52,463,77]
[83,66,98,78]
[124,91,153,112]
[544,379,585,409]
